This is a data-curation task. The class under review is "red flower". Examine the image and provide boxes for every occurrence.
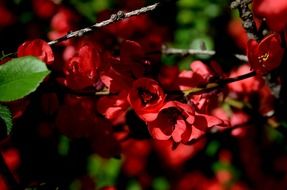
[158,65,179,89]
[104,15,150,39]
[121,139,151,176]
[176,61,220,113]
[97,90,130,125]
[177,61,214,90]
[56,95,120,158]
[253,0,287,32]
[128,78,165,122]
[117,40,149,78]
[97,62,132,124]
[153,139,205,168]
[17,39,54,64]
[120,40,145,78]
[247,33,284,75]
[147,101,224,143]
[48,7,79,44]
[63,42,101,90]
[32,0,57,19]
[227,19,248,51]
[228,64,264,93]
[0,5,15,27]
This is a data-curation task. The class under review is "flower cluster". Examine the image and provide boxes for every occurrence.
[0,0,287,189]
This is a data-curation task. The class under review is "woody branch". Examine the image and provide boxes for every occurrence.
[48,3,160,46]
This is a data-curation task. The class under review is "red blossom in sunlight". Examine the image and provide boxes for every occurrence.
[177,61,221,113]
[97,91,130,125]
[147,101,224,143]
[188,92,221,114]
[62,42,101,90]
[247,33,284,75]
[177,60,214,90]
[17,39,54,64]
[128,78,166,122]
[253,0,287,32]
[97,61,132,124]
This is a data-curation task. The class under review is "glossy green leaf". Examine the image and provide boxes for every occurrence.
[0,56,50,102]
[0,104,12,134]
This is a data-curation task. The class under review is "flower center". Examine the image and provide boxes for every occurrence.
[257,53,269,63]
[137,87,158,105]
[160,107,181,131]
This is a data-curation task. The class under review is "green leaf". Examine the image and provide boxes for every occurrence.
[87,154,122,188]
[58,135,70,156]
[152,177,170,190]
[0,104,12,134]
[206,140,220,157]
[69,0,112,21]
[127,180,141,190]
[0,56,50,102]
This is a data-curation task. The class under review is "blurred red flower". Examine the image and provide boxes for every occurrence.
[228,64,264,93]
[253,0,287,32]
[49,7,79,43]
[17,39,54,65]
[0,5,15,27]
[62,42,101,90]
[32,0,57,19]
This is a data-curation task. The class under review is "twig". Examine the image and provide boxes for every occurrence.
[230,0,258,40]
[48,3,160,46]
[57,71,256,97]
[183,71,256,96]
[162,47,248,62]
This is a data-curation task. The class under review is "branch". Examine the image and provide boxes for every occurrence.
[48,3,160,46]
[162,47,248,62]
[230,0,258,40]
[183,71,256,96]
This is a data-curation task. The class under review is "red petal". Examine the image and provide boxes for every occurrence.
[147,123,172,140]
[247,39,260,72]
[194,113,224,130]
[172,119,187,143]
[17,39,54,64]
